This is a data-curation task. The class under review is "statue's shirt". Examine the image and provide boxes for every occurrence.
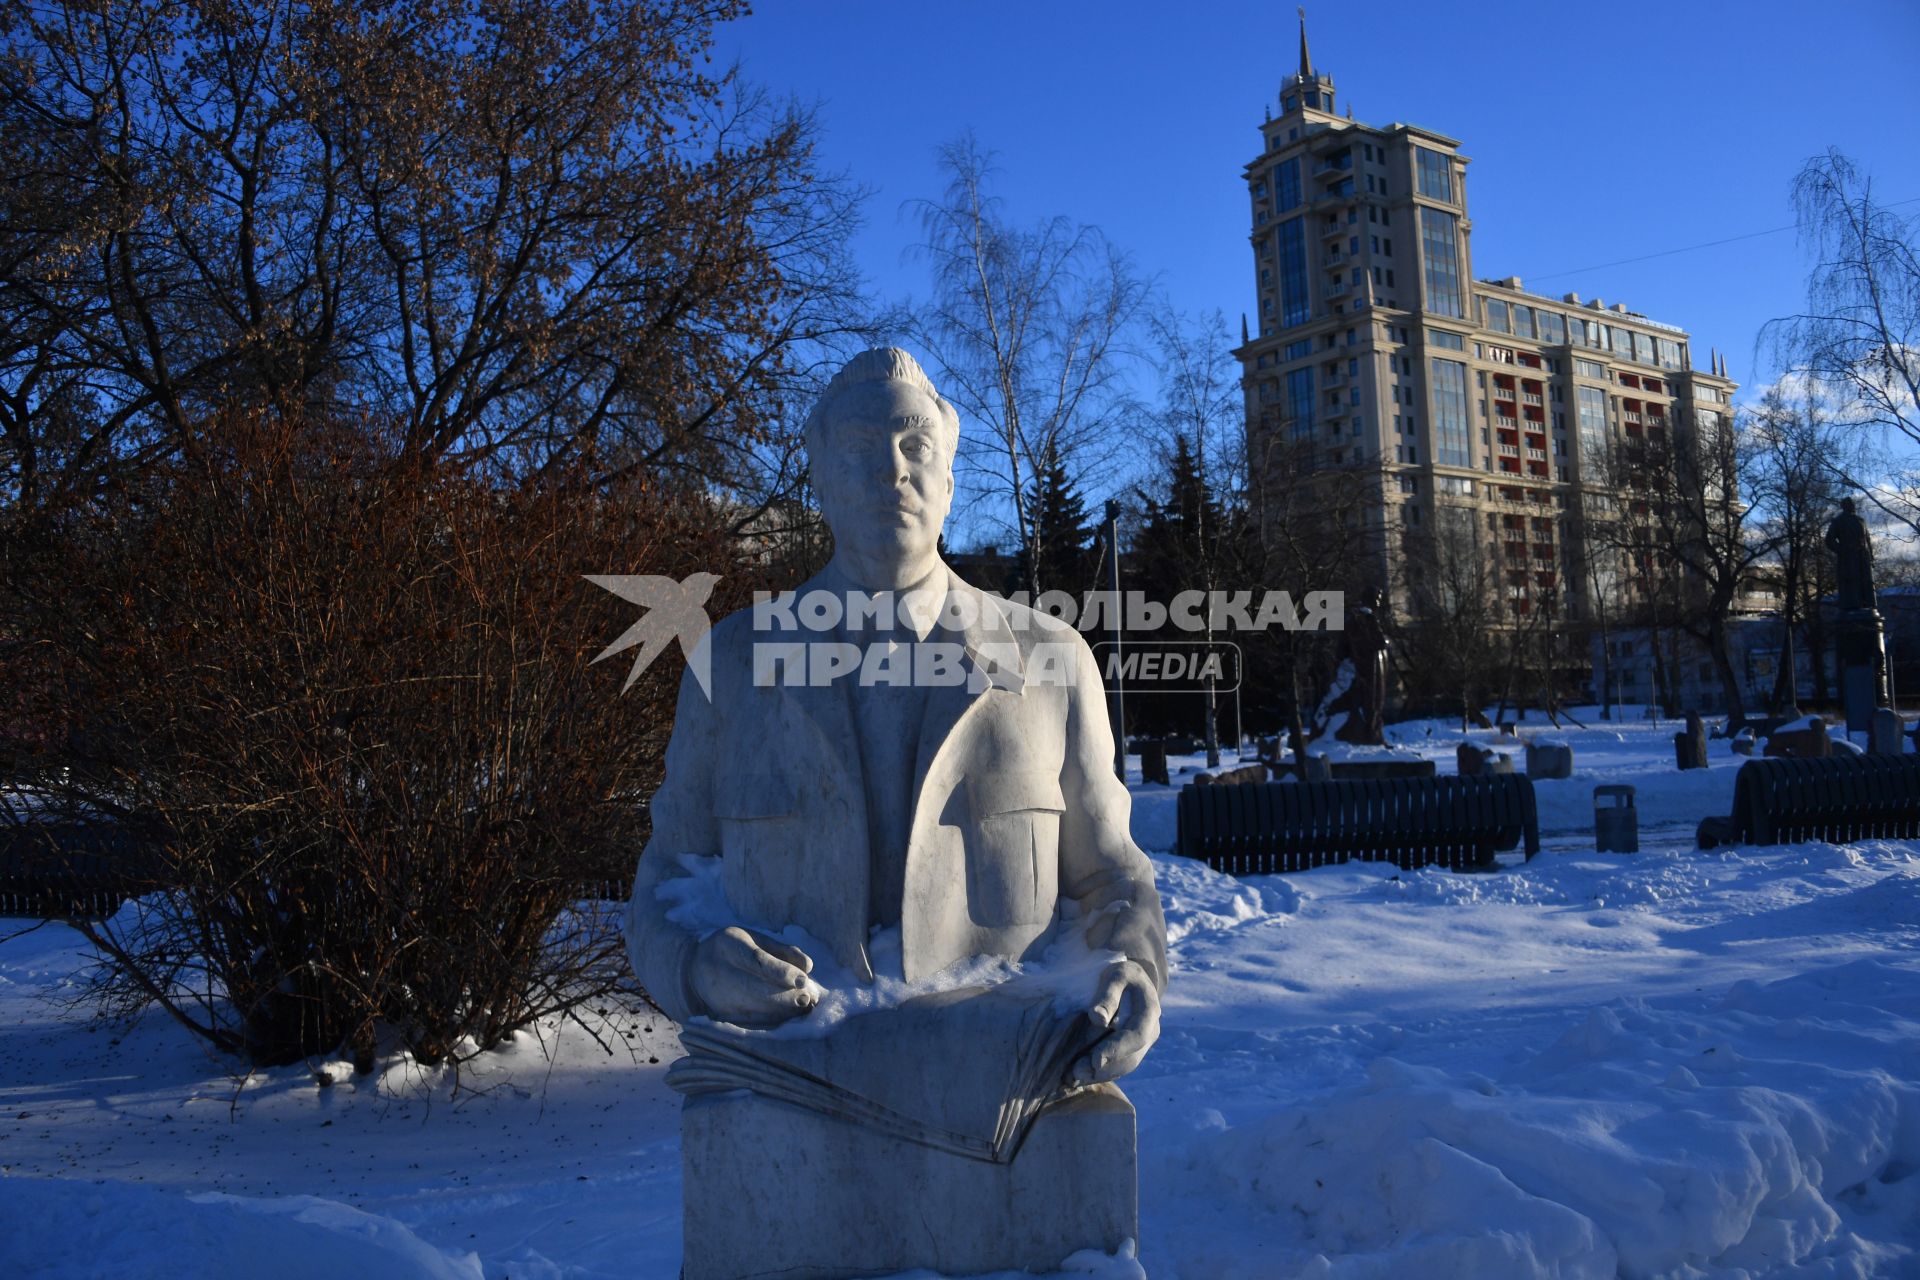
[831,568,941,930]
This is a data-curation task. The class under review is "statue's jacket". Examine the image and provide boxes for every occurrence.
[626,566,1168,1025]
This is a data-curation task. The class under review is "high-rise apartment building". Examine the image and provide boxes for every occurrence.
[1235,22,1738,628]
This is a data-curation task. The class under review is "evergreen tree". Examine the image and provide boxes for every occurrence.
[1023,442,1096,595]
[1132,436,1224,602]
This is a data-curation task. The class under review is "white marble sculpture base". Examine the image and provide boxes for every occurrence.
[680,1084,1137,1280]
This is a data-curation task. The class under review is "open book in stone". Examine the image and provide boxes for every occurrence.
[666,980,1103,1165]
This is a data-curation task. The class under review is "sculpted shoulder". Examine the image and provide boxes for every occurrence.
[985,591,1097,689]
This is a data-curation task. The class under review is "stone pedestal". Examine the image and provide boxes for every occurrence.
[1674,711,1709,771]
[1526,743,1574,779]
[1835,607,1886,734]
[1765,718,1831,758]
[680,1085,1137,1280]
[1872,708,1905,756]
[1138,739,1170,786]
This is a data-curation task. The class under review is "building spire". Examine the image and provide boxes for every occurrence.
[1297,6,1313,80]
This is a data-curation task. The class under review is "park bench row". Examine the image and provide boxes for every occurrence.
[1176,774,1541,875]
[1698,754,1920,848]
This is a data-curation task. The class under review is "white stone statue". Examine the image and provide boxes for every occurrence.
[625,348,1167,1279]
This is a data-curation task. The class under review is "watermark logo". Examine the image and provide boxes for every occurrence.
[1092,641,1242,694]
[587,579,1340,698]
[586,573,719,697]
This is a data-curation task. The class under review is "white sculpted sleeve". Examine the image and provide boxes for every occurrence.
[625,660,717,1025]
[1056,634,1168,994]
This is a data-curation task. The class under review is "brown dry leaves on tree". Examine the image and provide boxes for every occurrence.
[9,409,764,1066]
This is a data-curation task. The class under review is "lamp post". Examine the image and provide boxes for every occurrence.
[1106,499,1125,781]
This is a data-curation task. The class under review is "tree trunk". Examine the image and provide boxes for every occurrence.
[1707,611,1747,729]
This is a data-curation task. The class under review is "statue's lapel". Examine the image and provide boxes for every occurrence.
[912,570,1026,805]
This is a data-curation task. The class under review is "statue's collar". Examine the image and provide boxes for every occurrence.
[792,562,1026,693]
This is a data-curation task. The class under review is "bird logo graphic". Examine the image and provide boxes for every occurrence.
[585,572,721,699]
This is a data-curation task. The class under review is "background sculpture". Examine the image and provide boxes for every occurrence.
[1312,585,1388,746]
[1825,496,1875,612]
[1825,496,1887,733]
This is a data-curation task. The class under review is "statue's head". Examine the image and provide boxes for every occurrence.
[1841,497,1857,515]
[1360,585,1384,611]
[804,348,959,567]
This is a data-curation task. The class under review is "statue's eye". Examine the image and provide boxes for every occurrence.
[902,437,929,459]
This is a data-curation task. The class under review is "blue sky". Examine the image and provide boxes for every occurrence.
[721,0,1920,402]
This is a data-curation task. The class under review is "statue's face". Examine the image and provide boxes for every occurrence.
[813,379,954,565]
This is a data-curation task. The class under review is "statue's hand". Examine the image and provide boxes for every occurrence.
[688,926,817,1028]
[1071,958,1161,1085]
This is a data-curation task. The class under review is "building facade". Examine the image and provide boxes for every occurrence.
[1234,25,1739,634]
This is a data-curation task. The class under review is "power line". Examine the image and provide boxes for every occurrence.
[1527,195,1920,284]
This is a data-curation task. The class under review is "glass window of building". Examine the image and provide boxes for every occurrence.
[1485,299,1511,333]
[1416,147,1452,202]
[1431,358,1472,466]
[1576,385,1609,470]
[1284,337,1313,360]
[1512,305,1535,340]
[1275,157,1302,212]
[1537,310,1565,345]
[1634,332,1656,365]
[1427,328,1465,350]
[1657,337,1682,369]
[1419,209,1465,319]
[1277,217,1309,327]
[1575,358,1607,380]
[1611,326,1634,359]
[1286,367,1315,441]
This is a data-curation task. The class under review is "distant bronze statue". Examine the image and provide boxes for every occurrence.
[1312,585,1389,746]
[1341,586,1390,744]
[1824,497,1875,612]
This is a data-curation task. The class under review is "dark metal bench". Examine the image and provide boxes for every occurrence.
[1698,754,1920,848]
[1176,775,1541,875]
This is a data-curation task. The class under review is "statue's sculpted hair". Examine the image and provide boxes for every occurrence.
[804,347,960,462]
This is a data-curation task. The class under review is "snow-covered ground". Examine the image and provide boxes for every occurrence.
[3,714,1918,1279]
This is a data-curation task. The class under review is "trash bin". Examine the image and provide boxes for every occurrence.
[1594,784,1638,853]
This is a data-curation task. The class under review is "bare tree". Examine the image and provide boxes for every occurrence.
[907,135,1147,596]
[1397,503,1506,729]
[1147,310,1243,765]
[1746,384,1850,713]
[0,0,869,513]
[1765,149,1920,532]
[1595,405,1777,726]
[1244,422,1386,763]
